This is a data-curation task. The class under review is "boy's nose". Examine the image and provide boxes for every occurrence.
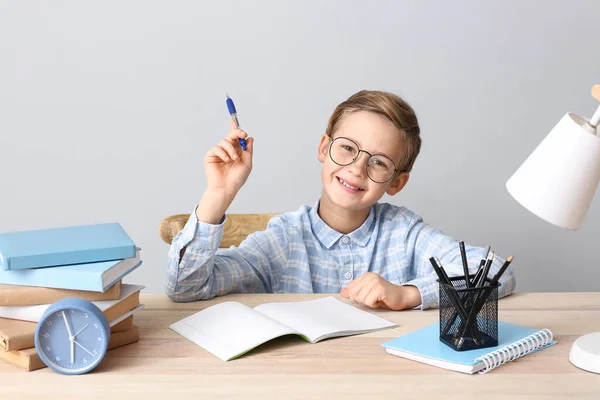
[347,153,369,178]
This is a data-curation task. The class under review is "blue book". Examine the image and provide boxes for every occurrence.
[381,321,557,374]
[0,223,136,271]
[0,250,142,292]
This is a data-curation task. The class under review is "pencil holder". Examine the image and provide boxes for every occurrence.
[438,276,499,351]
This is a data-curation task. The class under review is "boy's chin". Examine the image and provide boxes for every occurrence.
[326,188,377,211]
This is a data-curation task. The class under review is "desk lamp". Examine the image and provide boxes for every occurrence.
[506,84,600,373]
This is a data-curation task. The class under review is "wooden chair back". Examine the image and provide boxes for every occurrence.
[159,213,278,247]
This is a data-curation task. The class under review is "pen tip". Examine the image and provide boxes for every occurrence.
[226,93,230,99]
[507,256,514,261]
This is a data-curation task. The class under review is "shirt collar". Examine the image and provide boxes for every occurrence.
[309,198,376,249]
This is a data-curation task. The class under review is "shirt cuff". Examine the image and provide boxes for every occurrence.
[179,207,226,251]
[402,275,439,310]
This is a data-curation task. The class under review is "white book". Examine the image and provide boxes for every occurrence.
[170,296,397,361]
[0,284,144,322]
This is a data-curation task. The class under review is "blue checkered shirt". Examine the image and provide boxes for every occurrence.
[165,199,516,309]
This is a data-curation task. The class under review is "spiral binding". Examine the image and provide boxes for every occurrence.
[474,328,553,374]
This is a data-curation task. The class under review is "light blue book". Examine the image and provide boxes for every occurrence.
[381,321,557,374]
[0,250,142,292]
[0,223,136,271]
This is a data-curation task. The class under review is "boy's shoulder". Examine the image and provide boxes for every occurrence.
[374,202,421,225]
[266,204,313,230]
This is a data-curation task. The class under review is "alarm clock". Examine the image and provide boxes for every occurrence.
[34,298,110,375]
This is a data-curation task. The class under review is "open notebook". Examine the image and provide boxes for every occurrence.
[381,321,557,374]
[170,296,396,361]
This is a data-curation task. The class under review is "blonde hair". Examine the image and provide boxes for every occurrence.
[325,90,421,172]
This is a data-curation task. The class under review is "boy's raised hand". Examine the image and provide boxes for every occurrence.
[196,120,254,224]
[340,272,421,311]
[204,120,254,202]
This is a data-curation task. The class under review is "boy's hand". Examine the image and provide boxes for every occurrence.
[204,120,254,202]
[340,272,421,311]
[195,121,254,224]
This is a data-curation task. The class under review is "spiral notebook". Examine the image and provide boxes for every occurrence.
[381,321,556,374]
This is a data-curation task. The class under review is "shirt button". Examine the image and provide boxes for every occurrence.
[431,302,438,308]
[342,236,350,244]
[344,272,352,280]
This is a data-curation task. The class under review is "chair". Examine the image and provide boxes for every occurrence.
[159,213,278,247]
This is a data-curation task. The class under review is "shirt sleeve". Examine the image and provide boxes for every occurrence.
[165,210,291,302]
[401,213,516,310]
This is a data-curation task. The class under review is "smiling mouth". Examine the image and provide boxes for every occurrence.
[337,177,364,191]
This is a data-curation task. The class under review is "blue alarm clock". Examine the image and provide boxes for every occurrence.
[34,298,110,375]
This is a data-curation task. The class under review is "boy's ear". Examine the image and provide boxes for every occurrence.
[386,172,410,196]
[317,134,330,163]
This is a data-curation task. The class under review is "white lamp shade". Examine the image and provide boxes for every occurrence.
[506,113,600,230]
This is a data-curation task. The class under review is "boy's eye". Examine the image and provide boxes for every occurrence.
[371,159,388,168]
[341,145,356,153]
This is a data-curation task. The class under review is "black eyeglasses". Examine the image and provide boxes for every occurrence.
[328,136,404,183]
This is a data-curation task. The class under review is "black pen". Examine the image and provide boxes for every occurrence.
[429,256,450,285]
[478,252,495,287]
[459,241,470,288]
[472,246,490,286]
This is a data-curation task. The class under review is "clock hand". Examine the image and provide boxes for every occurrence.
[62,311,74,337]
[73,324,89,338]
[73,340,95,357]
[61,311,75,363]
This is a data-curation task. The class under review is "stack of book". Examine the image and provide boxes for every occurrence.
[0,223,144,371]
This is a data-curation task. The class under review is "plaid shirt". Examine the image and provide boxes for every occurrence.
[165,198,515,309]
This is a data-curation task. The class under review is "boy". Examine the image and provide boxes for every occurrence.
[165,90,515,310]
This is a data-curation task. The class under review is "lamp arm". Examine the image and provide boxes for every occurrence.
[585,85,600,135]
[589,103,600,132]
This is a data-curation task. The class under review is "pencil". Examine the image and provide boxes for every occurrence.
[458,255,516,346]
[491,255,514,285]
[459,241,471,287]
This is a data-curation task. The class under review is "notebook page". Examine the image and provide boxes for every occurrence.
[169,301,298,361]
[254,296,396,343]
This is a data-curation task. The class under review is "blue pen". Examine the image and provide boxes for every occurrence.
[226,93,247,151]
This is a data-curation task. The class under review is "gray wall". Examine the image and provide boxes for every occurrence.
[1,1,599,294]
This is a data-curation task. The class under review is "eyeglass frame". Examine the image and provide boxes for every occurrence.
[327,135,406,183]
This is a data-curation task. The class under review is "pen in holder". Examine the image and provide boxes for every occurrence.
[438,275,499,351]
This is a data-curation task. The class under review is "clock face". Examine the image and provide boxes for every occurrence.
[37,308,108,374]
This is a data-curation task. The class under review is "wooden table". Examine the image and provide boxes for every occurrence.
[2,292,600,399]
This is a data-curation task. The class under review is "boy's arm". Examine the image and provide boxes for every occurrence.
[402,214,516,310]
[165,212,290,302]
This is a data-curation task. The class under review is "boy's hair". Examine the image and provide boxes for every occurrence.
[325,90,421,173]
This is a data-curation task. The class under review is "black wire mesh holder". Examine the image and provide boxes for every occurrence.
[438,276,499,351]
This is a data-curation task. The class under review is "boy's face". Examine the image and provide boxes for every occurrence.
[318,111,410,212]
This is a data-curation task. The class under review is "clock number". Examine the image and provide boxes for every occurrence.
[93,349,98,355]
[83,358,88,364]
[94,323,99,329]
[43,333,50,339]
[84,313,89,319]
[56,311,62,317]
[46,346,50,352]
[70,309,75,315]
[46,320,52,327]
[98,337,102,342]
[55,356,60,362]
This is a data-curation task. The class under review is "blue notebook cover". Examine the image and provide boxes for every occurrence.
[381,321,557,374]
[0,250,142,291]
[0,223,136,271]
